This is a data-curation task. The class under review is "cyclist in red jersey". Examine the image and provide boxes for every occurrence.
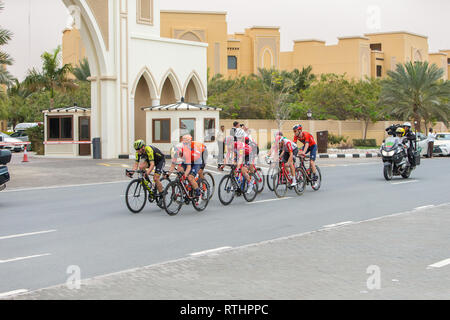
[235,129,256,194]
[277,135,298,187]
[293,124,318,180]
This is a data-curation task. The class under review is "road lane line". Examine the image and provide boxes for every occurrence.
[2,180,129,193]
[0,289,29,298]
[414,205,435,211]
[0,230,57,241]
[248,197,292,204]
[391,180,418,185]
[0,253,51,264]
[190,247,232,257]
[427,258,450,269]
[323,221,354,228]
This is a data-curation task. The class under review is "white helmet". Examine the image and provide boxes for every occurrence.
[235,128,246,138]
[403,122,412,128]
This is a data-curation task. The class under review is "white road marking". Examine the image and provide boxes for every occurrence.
[414,205,435,211]
[0,230,56,241]
[323,221,354,228]
[2,180,129,193]
[247,197,292,204]
[391,180,419,185]
[0,289,29,299]
[0,253,51,264]
[189,247,232,257]
[427,258,450,269]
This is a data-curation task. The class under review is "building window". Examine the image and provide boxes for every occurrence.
[370,43,382,51]
[376,65,383,78]
[152,119,171,143]
[228,56,237,70]
[48,116,73,140]
[179,118,195,141]
[204,118,216,142]
[447,58,450,65]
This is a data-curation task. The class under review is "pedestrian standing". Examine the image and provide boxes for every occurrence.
[217,125,225,165]
[427,128,436,158]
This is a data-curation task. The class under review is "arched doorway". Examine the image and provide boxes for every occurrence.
[184,79,199,104]
[134,76,152,140]
[160,78,176,104]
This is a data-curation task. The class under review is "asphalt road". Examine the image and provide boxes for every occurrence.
[0,157,449,295]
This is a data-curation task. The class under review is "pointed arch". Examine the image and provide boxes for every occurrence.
[159,69,182,103]
[183,71,206,104]
[131,66,159,99]
[179,31,202,42]
[261,47,274,69]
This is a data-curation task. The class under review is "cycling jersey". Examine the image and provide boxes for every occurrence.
[179,142,207,165]
[281,139,298,153]
[136,145,164,163]
[294,132,317,147]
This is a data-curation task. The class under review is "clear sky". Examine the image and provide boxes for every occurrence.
[1,0,449,81]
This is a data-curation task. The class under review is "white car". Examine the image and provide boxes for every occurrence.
[433,133,450,156]
[416,132,429,156]
[0,132,24,152]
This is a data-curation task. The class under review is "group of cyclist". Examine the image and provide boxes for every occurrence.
[127,122,319,205]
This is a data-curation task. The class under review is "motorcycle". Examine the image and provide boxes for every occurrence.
[380,137,414,181]
[0,149,11,192]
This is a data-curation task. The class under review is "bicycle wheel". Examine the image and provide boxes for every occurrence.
[203,172,215,199]
[125,179,147,214]
[243,173,259,202]
[267,166,275,191]
[192,179,210,212]
[218,175,235,206]
[311,166,322,191]
[163,181,183,216]
[273,170,288,198]
[294,168,307,196]
[255,168,265,193]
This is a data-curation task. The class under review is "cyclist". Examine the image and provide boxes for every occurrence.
[293,124,318,181]
[277,135,298,187]
[166,135,206,199]
[235,129,256,194]
[265,131,283,163]
[129,140,166,196]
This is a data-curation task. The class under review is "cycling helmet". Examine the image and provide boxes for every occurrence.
[293,124,303,131]
[275,136,285,144]
[182,135,192,144]
[396,127,405,137]
[274,131,283,138]
[235,128,246,139]
[134,139,145,150]
[403,122,412,129]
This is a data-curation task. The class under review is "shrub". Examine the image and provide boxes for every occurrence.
[353,139,377,147]
[328,133,348,146]
[26,124,45,155]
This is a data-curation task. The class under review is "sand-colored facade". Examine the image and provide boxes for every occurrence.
[63,10,448,82]
[62,28,86,79]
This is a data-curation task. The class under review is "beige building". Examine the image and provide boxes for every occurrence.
[63,11,449,81]
[62,28,86,79]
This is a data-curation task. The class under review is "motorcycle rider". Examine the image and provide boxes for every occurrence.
[402,122,416,168]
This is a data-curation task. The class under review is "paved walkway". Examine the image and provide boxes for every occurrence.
[10,204,450,300]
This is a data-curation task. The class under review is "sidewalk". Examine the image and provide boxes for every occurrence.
[9,204,450,300]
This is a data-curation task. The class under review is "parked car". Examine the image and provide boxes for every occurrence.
[9,130,31,151]
[14,122,41,132]
[433,133,450,156]
[0,132,24,152]
[0,149,11,192]
[416,132,429,157]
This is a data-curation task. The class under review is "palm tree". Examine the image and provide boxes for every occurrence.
[380,61,450,132]
[24,46,76,106]
[72,57,91,81]
[0,0,14,89]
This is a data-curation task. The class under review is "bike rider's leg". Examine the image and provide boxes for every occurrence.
[288,152,297,186]
[309,145,318,179]
[153,159,165,193]
[187,165,201,196]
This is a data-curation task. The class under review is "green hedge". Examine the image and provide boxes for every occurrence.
[26,124,45,155]
[353,139,377,147]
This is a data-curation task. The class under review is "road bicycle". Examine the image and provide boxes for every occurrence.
[162,171,210,216]
[265,157,278,192]
[202,171,215,199]
[218,164,259,205]
[272,160,306,198]
[297,154,322,191]
[125,169,171,213]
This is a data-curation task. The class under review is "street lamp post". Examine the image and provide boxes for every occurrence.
[307,109,313,120]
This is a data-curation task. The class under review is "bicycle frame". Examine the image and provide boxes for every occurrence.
[277,162,294,185]
[298,156,313,182]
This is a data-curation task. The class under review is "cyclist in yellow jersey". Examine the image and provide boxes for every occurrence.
[128,140,166,195]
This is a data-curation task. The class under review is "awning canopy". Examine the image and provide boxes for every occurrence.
[42,105,91,113]
[142,102,222,112]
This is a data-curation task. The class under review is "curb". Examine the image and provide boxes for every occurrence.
[318,153,381,159]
